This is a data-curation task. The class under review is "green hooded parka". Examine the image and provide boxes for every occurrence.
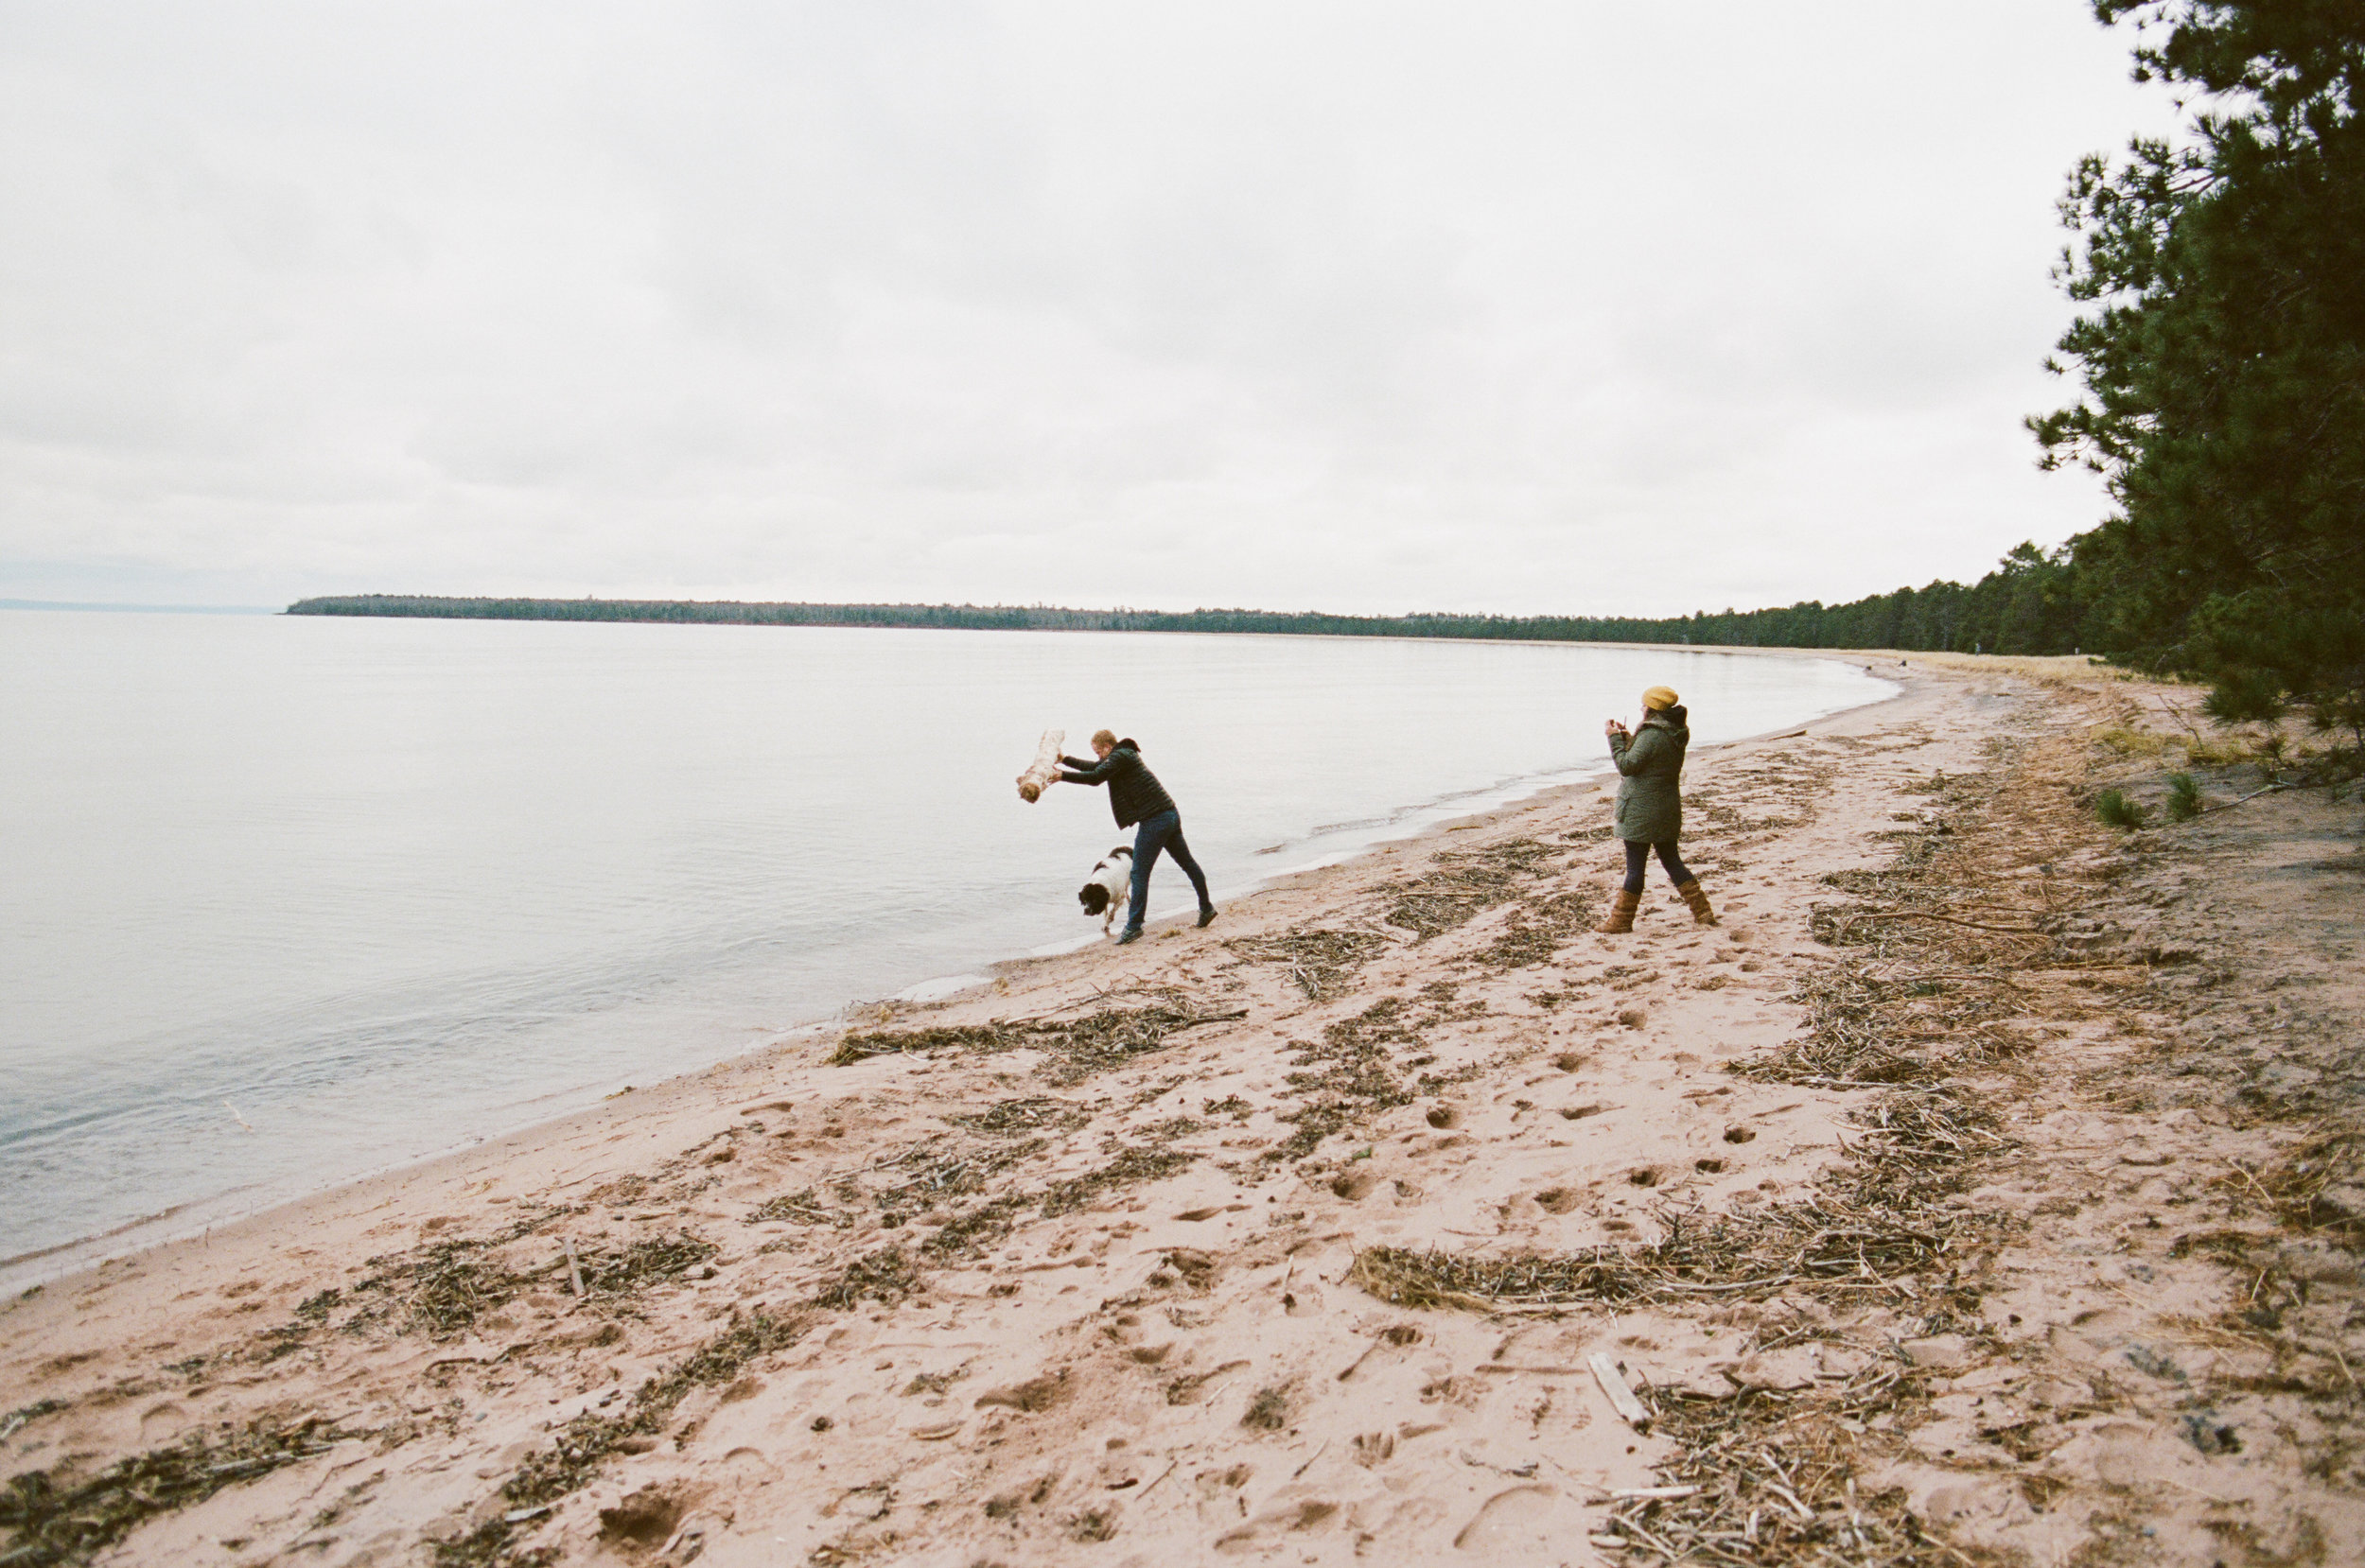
[1609,705,1690,845]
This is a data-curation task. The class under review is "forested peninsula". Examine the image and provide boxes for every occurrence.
[286,541,2082,656]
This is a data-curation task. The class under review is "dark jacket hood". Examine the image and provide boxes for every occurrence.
[1645,706,1690,732]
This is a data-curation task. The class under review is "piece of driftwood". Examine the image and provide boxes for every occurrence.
[1016,728,1065,803]
[1587,1351,1651,1430]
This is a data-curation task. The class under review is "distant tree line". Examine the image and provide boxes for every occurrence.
[284,543,2082,654]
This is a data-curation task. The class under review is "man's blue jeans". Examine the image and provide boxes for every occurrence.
[1127,809,1212,934]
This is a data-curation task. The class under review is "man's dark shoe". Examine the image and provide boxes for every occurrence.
[1115,928,1143,946]
[1196,907,1218,928]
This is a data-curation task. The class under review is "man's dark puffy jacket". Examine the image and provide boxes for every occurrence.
[1060,740,1178,828]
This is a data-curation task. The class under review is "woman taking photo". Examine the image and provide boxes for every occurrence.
[1596,685,1716,933]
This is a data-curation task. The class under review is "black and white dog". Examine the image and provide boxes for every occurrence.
[1077,845,1134,937]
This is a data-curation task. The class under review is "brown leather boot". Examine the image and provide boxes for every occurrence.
[1596,889,1638,934]
[1676,878,1717,926]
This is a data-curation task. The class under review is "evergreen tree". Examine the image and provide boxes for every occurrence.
[2032,1,2365,740]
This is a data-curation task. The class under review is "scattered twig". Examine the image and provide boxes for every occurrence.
[1835,910,2043,936]
[2216,1160,2276,1210]
[2199,778,2339,814]
[1588,1353,1651,1430]
[2159,1475,2233,1505]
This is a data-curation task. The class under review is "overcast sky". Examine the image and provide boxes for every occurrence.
[1,3,2170,616]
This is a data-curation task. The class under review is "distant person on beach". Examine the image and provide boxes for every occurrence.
[1055,730,1217,945]
[1596,686,1716,932]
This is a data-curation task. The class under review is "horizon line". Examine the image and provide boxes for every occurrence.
[1,598,277,615]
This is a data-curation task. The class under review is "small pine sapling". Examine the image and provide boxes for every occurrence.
[2164,773,2202,822]
[2095,789,2151,830]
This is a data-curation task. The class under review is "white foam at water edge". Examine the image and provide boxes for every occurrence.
[895,972,992,1003]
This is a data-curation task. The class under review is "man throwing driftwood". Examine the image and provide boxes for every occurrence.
[1053,730,1217,945]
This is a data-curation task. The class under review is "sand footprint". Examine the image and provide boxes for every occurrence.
[1451,1484,1557,1550]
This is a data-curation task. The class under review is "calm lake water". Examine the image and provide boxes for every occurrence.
[0,611,1892,1270]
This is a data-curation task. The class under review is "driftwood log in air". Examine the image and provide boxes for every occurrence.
[1016,729,1065,803]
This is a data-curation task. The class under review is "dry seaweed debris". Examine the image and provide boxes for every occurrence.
[2,1417,352,1568]
[744,1187,852,1228]
[570,1231,717,1296]
[2251,1127,2365,1244]
[920,1141,1200,1260]
[352,1237,538,1339]
[1385,837,1561,939]
[1225,929,1389,1000]
[331,1205,588,1341]
[745,1105,1193,1250]
[441,1307,812,1567]
[826,1021,1014,1063]
[1261,998,1421,1165]
[866,1130,1057,1220]
[1470,890,1600,972]
[920,1193,1035,1259]
[1349,1170,1989,1314]
[948,1096,1092,1137]
[785,1132,1045,1231]
[1240,1385,1292,1430]
[1039,1144,1196,1218]
[1581,733,2087,1564]
[0,1401,64,1445]
[1746,793,2075,1092]
[1353,767,2021,1316]
[808,1246,925,1311]
[829,1000,1245,1084]
[1598,1373,1967,1567]
[341,1226,713,1338]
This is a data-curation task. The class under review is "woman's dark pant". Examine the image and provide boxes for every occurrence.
[1621,839,1692,895]
[1128,809,1212,932]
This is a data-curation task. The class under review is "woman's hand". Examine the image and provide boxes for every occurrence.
[1604,719,1627,739]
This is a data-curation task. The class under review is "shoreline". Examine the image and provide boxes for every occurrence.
[4,652,1899,1292]
[18,652,2344,1567]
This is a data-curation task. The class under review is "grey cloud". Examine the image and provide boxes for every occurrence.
[1,1,2168,615]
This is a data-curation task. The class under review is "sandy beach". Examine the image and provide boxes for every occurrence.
[6,654,2360,1568]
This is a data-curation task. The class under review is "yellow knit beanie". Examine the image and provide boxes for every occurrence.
[1641,686,1679,711]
